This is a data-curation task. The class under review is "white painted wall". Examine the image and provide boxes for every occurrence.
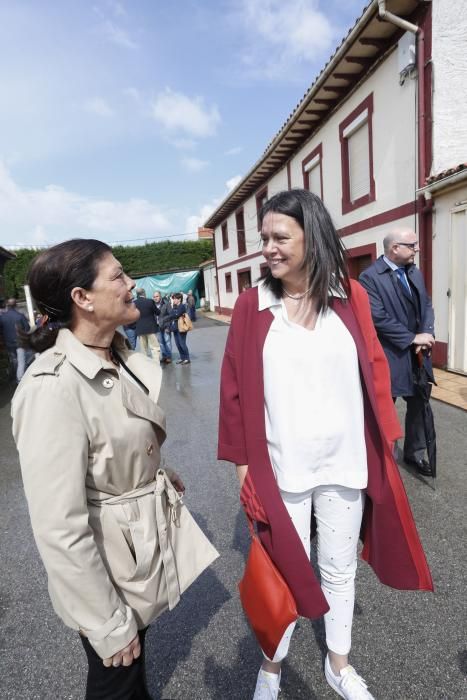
[431,0,467,175]
[431,182,467,344]
[201,263,219,311]
[214,44,420,311]
[290,48,417,231]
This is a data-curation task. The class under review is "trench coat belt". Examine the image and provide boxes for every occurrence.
[87,470,182,610]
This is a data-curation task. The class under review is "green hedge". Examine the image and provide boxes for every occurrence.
[4,239,213,298]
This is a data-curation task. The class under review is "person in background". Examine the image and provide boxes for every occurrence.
[123,319,137,350]
[0,298,30,383]
[168,293,190,365]
[358,228,435,476]
[153,291,172,364]
[134,289,160,361]
[218,189,433,700]
[186,290,196,322]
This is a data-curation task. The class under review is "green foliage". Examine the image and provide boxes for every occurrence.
[3,239,214,297]
[4,249,38,298]
[112,239,213,276]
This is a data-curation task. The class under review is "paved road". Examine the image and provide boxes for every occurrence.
[1,317,466,699]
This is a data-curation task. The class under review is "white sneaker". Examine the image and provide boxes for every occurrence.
[324,655,375,699]
[252,668,281,700]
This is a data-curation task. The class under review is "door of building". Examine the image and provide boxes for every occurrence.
[237,269,251,294]
[448,206,467,374]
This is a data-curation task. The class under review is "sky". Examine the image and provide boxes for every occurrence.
[0,0,369,249]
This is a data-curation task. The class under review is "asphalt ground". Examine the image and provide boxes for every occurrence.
[0,316,466,699]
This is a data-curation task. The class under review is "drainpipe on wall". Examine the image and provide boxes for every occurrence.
[212,233,221,314]
[377,0,430,284]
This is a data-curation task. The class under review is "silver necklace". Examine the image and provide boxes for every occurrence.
[282,285,312,300]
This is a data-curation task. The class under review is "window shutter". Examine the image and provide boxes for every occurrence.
[348,124,370,202]
[307,164,321,196]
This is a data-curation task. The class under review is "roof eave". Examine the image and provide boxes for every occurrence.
[204,0,420,230]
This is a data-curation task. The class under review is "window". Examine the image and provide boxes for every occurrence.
[339,94,375,214]
[256,187,268,226]
[225,272,232,293]
[259,262,269,279]
[302,144,323,199]
[237,268,251,293]
[346,243,376,279]
[221,222,229,250]
[236,208,246,257]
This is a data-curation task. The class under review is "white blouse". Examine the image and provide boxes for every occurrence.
[262,287,368,493]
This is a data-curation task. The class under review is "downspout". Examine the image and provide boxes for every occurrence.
[377,0,425,188]
[212,232,221,313]
[377,0,429,279]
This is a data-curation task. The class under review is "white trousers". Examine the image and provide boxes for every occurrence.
[265,484,365,661]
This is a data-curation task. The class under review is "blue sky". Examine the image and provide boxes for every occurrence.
[0,0,368,248]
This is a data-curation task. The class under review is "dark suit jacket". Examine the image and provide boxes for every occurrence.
[359,256,435,396]
[134,297,158,336]
[0,309,29,350]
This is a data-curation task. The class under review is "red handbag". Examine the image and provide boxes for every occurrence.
[238,515,298,660]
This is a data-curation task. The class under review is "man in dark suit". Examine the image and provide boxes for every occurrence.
[134,288,160,361]
[359,227,435,476]
[0,298,30,383]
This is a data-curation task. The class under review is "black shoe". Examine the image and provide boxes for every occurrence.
[176,360,184,364]
[181,360,191,365]
[404,456,433,476]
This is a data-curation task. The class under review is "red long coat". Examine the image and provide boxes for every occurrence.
[218,280,433,620]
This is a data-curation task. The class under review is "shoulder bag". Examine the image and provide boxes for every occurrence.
[178,312,193,333]
[238,513,298,660]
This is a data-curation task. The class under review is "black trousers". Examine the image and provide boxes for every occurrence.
[393,394,427,460]
[80,629,152,700]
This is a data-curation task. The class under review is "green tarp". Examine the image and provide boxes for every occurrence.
[134,270,200,306]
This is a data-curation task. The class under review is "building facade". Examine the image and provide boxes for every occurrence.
[204,0,467,373]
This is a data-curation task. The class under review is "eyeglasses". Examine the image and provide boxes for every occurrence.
[395,241,418,250]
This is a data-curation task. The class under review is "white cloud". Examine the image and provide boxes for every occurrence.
[169,137,198,151]
[83,97,115,117]
[102,20,138,49]
[0,161,171,246]
[106,0,126,18]
[151,88,221,138]
[185,200,220,235]
[181,157,209,173]
[123,87,141,101]
[225,146,243,156]
[226,174,242,192]
[185,174,243,232]
[235,0,335,78]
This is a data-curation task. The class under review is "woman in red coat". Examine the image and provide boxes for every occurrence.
[218,190,432,700]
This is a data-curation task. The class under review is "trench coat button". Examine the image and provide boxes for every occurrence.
[102,377,114,389]
[147,443,154,455]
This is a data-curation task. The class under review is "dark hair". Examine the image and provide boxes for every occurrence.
[172,293,183,301]
[22,239,112,352]
[259,189,350,311]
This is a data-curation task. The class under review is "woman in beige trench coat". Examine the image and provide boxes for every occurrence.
[11,239,218,699]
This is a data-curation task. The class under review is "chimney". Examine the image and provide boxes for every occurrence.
[197,227,214,239]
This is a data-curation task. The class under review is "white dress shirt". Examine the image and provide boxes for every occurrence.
[259,281,368,493]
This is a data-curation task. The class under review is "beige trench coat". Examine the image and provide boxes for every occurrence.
[12,329,211,659]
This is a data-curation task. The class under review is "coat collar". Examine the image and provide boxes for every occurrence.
[33,328,126,379]
[376,255,417,276]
